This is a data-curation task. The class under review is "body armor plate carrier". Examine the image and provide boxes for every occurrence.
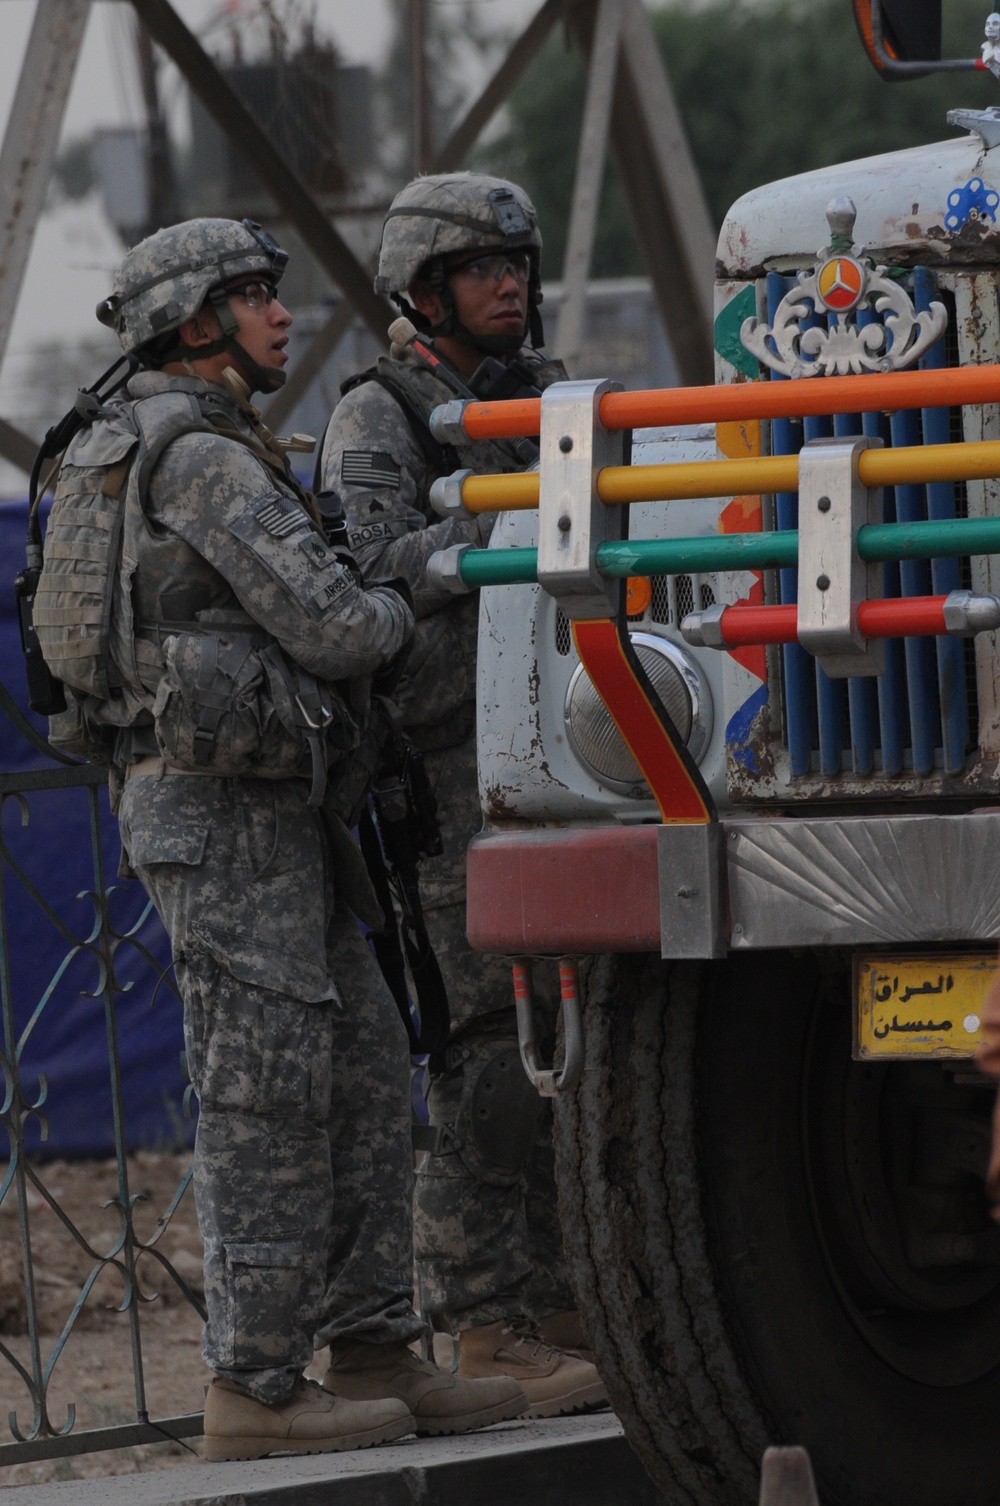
[33,389,357,793]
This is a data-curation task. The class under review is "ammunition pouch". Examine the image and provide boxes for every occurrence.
[149,626,357,791]
[46,693,120,765]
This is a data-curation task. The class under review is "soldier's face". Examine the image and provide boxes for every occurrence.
[445,253,528,344]
[180,281,292,381]
[226,279,293,377]
[409,253,529,345]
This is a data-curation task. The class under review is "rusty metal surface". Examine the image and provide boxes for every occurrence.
[716,131,1000,277]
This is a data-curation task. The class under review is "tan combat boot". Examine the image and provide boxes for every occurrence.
[458,1317,607,1419]
[202,1374,414,1461]
[323,1338,526,1437]
[537,1308,596,1365]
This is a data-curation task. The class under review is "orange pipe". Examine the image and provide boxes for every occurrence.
[458,365,1000,441]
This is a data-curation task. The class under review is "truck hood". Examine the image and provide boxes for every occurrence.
[717,121,1000,277]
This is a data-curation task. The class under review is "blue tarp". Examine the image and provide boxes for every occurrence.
[0,499,191,1159]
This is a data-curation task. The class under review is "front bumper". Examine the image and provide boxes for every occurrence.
[466,811,1000,958]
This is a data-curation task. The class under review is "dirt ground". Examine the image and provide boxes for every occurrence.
[0,1151,211,1486]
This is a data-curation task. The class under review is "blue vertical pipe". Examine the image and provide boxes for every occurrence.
[856,306,905,777]
[914,266,968,774]
[803,402,847,778]
[767,272,816,775]
[890,403,938,774]
[862,406,906,775]
[833,407,877,774]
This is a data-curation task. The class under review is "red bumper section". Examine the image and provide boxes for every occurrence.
[466,825,662,954]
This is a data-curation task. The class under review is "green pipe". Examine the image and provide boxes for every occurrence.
[461,547,541,586]
[858,515,1000,561]
[458,515,1000,588]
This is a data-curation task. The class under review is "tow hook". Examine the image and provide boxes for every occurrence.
[512,957,585,1096]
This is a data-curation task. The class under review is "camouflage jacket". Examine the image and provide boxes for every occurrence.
[112,371,413,785]
[318,345,564,746]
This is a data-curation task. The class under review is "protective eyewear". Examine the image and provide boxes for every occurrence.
[227,279,281,310]
[449,250,531,285]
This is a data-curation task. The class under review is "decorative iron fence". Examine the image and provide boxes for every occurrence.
[0,667,202,1468]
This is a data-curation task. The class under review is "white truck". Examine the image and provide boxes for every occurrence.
[428,5,1000,1502]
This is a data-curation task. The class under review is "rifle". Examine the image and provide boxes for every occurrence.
[359,730,450,1056]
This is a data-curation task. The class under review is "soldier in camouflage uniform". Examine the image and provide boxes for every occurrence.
[319,175,606,1416]
[45,219,526,1461]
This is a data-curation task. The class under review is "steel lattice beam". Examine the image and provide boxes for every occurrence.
[129,0,395,345]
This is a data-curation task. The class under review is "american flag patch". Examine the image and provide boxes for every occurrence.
[341,450,401,490]
[255,499,306,538]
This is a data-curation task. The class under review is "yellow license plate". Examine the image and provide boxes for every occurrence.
[855,952,997,1060]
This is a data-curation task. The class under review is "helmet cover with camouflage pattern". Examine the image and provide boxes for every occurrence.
[375,173,542,297]
[97,217,287,356]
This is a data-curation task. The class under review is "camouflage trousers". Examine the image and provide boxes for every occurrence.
[412,734,575,1329]
[117,770,423,1404]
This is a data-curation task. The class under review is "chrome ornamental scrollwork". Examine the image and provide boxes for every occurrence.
[740,196,948,379]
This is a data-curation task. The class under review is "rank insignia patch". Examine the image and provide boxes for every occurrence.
[341,450,401,489]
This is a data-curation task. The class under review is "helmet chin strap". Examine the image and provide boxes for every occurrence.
[200,287,287,395]
[424,274,539,357]
[427,291,527,358]
[224,334,287,394]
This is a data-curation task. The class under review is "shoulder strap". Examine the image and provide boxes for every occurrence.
[317,368,458,491]
[368,371,459,475]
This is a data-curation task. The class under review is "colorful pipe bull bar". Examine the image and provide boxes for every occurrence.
[435,438,1000,517]
[448,515,1000,589]
[426,365,1000,824]
[430,363,1000,442]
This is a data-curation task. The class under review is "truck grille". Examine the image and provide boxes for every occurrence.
[554,575,716,655]
[764,267,978,782]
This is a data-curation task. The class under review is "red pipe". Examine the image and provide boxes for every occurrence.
[714,595,951,646]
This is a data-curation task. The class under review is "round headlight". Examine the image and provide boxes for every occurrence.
[564,630,713,794]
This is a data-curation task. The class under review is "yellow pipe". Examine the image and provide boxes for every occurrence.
[599,456,798,502]
[463,472,540,511]
[865,439,1000,488]
[457,439,1000,513]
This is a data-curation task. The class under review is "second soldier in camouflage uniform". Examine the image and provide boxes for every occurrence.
[38,218,525,1461]
[319,174,606,1415]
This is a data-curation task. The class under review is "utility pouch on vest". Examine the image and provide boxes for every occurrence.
[45,695,118,764]
[33,424,138,703]
[150,628,356,784]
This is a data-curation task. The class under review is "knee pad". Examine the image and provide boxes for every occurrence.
[454,1045,544,1187]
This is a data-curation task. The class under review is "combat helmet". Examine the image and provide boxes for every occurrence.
[376,173,545,349]
[97,217,288,392]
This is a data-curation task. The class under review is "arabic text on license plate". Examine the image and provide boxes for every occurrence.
[855,953,996,1060]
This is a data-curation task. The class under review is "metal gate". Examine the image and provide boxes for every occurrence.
[0,678,203,1467]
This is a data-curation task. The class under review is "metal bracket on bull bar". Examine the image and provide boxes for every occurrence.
[796,435,885,678]
[512,957,584,1097]
[536,378,627,620]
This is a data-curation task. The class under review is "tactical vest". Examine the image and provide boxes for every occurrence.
[334,347,567,506]
[34,387,357,793]
[326,348,565,750]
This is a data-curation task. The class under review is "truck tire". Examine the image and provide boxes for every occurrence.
[553,950,1000,1506]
